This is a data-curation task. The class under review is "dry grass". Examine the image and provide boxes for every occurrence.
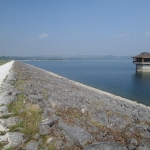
[7,100,24,114]
[7,94,25,114]
[7,67,43,142]
[38,135,57,150]
[8,95,42,139]
[20,104,42,137]
[110,128,142,145]
[91,120,105,129]
[54,107,86,125]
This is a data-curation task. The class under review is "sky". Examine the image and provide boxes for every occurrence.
[0,0,150,56]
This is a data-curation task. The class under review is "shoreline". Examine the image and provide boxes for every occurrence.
[26,62,150,110]
[1,60,150,110]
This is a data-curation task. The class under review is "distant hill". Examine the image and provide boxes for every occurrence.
[0,55,132,61]
[63,55,131,60]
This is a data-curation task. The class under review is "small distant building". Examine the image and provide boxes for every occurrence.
[132,52,150,72]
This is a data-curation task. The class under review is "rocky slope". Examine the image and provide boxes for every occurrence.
[0,61,150,150]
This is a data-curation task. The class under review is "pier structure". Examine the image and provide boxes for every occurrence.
[132,52,150,72]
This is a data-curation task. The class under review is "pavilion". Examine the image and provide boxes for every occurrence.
[132,52,150,72]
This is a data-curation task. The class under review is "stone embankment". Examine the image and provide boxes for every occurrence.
[0,61,150,150]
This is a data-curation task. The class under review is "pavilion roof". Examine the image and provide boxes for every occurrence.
[132,52,150,58]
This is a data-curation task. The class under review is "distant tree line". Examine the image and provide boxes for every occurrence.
[0,56,11,60]
[0,55,131,61]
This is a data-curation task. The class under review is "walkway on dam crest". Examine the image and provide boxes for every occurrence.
[0,61,14,88]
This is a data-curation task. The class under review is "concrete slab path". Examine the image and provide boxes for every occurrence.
[0,61,14,88]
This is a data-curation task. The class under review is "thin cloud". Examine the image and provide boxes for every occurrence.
[28,38,35,42]
[145,32,150,36]
[38,33,48,39]
[118,33,129,38]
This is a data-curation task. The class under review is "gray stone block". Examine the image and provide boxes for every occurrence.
[129,138,138,146]
[49,98,61,108]
[41,119,59,127]
[136,143,150,150]
[128,144,136,150]
[91,111,108,127]
[147,126,150,132]
[39,124,50,135]
[1,116,19,127]
[59,123,93,147]
[26,141,39,150]
[83,142,127,150]
[141,131,150,139]
[4,132,24,148]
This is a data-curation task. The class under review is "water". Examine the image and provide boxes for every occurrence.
[23,60,150,106]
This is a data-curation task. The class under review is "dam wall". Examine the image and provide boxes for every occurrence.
[0,61,150,149]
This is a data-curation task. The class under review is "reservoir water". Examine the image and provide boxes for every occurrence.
[23,60,150,106]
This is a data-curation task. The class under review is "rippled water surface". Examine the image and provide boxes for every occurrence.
[23,60,150,106]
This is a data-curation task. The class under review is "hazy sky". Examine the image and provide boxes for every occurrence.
[0,0,150,56]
